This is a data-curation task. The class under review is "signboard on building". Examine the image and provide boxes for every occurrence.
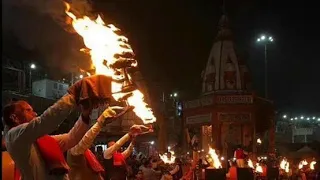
[215,95,253,104]
[219,113,251,122]
[183,96,213,109]
[186,113,212,125]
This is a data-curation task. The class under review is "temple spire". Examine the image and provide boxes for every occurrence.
[222,0,226,15]
[218,0,229,29]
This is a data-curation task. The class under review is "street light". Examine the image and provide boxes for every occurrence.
[256,34,274,99]
[30,64,36,69]
[29,63,36,93]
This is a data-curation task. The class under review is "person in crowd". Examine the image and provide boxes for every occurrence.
[3,75,112,180]
[180,162,194,180]
[67,106,132,180]
[151,158,162,171]
[135,170,144,180]
[104,124,152,180]
[139,159,161,180]
[127,155,140,179]
[170,158,183,180]
[95,146,105,166]
[226,161,238,180]
[234,145,248,168]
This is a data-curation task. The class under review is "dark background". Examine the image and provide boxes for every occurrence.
[2,0,319,113]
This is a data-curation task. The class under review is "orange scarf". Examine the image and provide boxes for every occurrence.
[14,165,21,180]
[113,152,126,166]
[36,135,70,175]
[84,149,105,175]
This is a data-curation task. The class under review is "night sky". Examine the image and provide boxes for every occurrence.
[2,0,319,113]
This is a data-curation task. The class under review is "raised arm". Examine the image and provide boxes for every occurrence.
[170,164,180,175]
[51,115,89,152]
[7,94,76,145]
[6,75,113,147]
[122,140,134,159]
[69,108,117,155]
[103,124,149,159]
[104,133,131,159]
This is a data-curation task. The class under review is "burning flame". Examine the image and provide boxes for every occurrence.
[298,160,308,169]
[257,138,262,144]
[65,3,156,124]
[255,163,263,173]
[248,159,254,169]
[280,159,290,173]
[159,150,176,164]
[310,161,316,170]
[208,147,222,169]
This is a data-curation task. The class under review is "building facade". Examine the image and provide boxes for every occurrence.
[182,15,275,158]
[32,79,69,99]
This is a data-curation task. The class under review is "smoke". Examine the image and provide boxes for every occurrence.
[2,0,94,76]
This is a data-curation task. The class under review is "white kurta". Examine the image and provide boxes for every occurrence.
[5,94,89,180]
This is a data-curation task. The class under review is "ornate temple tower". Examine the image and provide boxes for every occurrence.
[183,14,275,158]
[202,15,251,93]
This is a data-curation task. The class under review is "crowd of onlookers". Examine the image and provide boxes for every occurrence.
[92,146,187,180]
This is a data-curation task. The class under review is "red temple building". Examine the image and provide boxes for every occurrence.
[182,15,275,158]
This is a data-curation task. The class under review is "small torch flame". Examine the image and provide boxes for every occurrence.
[248,159,254,169]
[208,147,222,169]
[280,159,290,173]
[159,150,176,164]
[257,138,262,144]
[255,163,263,173]
[310,161,316,170]
[65,3,156,124]
[299,160,308,169]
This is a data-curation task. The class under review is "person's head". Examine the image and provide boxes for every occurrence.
[143,159,150,167]
[3,101,37,128]
[96,146,103,153]
[136,170,143,179]
[175,158,182,165]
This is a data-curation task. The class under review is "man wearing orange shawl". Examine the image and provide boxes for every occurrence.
[3,75,112,180]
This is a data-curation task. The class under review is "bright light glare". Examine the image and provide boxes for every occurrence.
[30,64,36,69]
[79,75,84,79]
[283,115,287,119]
[261,35,266,40]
